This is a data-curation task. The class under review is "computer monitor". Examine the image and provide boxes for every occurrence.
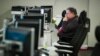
[15,13,44,37]
[44,8,52,23]
[28,8,41,14]
[12,6,25,11]
[23,14,45,37]
[27,8,45,15]
[16,19,41,50]
[41,6,53,23]
[5,26,35,56]
[5,27,31,42]
[41,6,53,9]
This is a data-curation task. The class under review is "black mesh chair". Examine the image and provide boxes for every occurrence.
[91,26,100,56]
[95,26,100,42]
[55,11,90,56]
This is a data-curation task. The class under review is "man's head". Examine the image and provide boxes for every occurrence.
[66,7,77,20]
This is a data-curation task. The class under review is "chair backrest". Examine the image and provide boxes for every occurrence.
[76,18,90,52]
[74,27,87,54]
[95,26,100,42]
[78,11,90,32]
[78,11,87,25]
[91,26,100,56]
[70,10,87,44]
[85,18,90,32]
[70,11,89,54]
[91,43,100,56]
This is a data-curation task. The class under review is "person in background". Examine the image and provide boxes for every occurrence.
[58,7,79,43]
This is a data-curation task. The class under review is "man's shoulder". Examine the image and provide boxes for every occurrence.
[72,18,78,23]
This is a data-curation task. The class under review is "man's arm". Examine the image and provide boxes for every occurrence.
[57,19,78,37]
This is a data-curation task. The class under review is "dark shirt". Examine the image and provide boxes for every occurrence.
[58,17,78,38]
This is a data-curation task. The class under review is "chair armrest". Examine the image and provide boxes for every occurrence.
[55,44,73,48]
[54,43,74,50]
[58,41,70,45]
[55,49,73,54]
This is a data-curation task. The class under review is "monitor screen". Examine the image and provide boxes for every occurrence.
[28,8,41,14]
[28,8,44,14]
[44,8,52,23]
[16,19,41,49]
[15,12,44,37]
[27,7,52,23]
[41,6,53,23]
[12,6,25,11]
[23,14,44,37]
[5,27,31,42]
[17,19,40,38]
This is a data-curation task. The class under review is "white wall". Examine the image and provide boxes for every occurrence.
[0,0,89,17]
[88,0,100,47]
[0,0,100,47]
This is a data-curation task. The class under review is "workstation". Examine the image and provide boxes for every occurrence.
[0,0,100,56]
[0,5,53,56]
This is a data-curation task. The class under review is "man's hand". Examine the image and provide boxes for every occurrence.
[63,17,68,21]
[58,27,62,33]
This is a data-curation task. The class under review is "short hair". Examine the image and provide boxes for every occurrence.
[62,10,66,17]
[67,7,77,15]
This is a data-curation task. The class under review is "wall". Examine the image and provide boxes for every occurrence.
[0,0,89,17]
[88,0,100,47]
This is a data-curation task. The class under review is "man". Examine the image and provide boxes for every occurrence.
[58,7,78,43]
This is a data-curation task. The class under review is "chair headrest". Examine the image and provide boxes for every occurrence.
[78,11,91,32]
[78,11,87,25]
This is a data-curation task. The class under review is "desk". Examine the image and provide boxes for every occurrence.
[39,23,54,48]
[43,30,52,47]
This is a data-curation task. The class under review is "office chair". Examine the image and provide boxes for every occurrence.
[91,26,100,56]
[55,11,90,56]
[95,26,100,42]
